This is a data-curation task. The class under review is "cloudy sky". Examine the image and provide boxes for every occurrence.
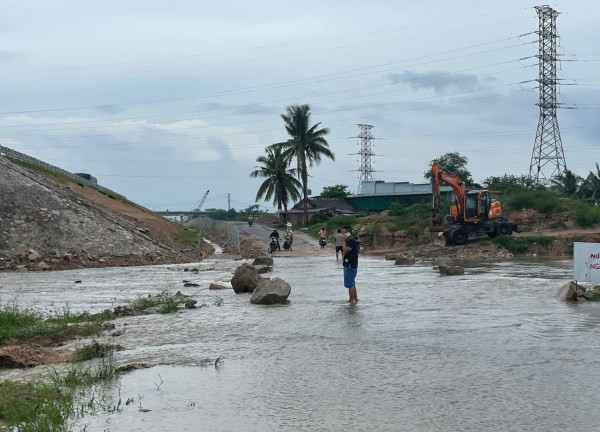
[0,1,599,212]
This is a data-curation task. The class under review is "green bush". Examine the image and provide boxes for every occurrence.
[503,190,564,214]
[575,206,600,227]
[310,213,330,225]
[492,235,556,255]
[389,202,430,218]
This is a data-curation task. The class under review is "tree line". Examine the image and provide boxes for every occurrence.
[248,106,600,223]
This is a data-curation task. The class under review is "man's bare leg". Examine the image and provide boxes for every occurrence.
[349,287,358,303]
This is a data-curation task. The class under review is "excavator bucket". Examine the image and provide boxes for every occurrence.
[428,226,448,247]
[432,232,448,247]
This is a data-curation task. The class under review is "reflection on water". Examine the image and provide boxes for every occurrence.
[2,256,600,431]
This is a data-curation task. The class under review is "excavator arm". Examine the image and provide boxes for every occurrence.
[431,161,466,227]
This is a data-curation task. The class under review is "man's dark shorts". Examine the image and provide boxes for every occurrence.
[335,246,343,253]
[344,267,357,288]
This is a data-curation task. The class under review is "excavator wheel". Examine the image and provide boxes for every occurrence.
[450,227,468,245]
[497,223,513,236]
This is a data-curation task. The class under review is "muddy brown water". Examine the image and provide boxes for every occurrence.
[1,255,600,431]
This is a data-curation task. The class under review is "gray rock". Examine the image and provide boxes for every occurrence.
[36,260,51,270]
[438,265,464,276]
[555,281,578,301]
[255,266,272,274]
[184,299,198,309]
[394,254,416,266]
[231,263,260,293]
[27,249,41,261]
[250,278,291,305]
[252,256,274,266]
[209,283,228,290]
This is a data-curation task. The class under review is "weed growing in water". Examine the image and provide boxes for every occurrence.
[130,289,184,314]
[74,340,118,362]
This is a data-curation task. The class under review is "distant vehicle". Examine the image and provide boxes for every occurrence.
[74,173,98,184]
[430,161,518,245]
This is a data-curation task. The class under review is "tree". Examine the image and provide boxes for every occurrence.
[579,163,600,204]
[278,104,335,224]
[250,144,302,215]
[320,184,349,199]
[424,152,474,185]
[482,174,544,194]
[549,169,582,197]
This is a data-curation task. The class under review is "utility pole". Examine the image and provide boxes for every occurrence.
[351,124,377,193]
[529,5,567,185]
[227,193,230,211]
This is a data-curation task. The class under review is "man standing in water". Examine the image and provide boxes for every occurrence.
[342,225,359,303]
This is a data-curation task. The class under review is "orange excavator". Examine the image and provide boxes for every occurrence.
[431,161,518,245]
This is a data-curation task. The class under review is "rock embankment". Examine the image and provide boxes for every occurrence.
[0,157,210,271]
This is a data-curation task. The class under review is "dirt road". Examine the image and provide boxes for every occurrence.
[232,222,336,258]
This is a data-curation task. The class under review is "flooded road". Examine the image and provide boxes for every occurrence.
[1,255,600,431]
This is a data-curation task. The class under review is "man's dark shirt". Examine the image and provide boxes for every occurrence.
[343,236,359,269]
[270,230,280,239]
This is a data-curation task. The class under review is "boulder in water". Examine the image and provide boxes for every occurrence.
[231,263,260,293]
[438,265,464,276]
[250,278,291,305]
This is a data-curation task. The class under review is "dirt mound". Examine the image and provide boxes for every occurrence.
[0,157,212,271]
[0,343,73,368]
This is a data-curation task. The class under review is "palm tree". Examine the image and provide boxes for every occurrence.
[250,144,302,216]
[549,169,582,197]
[579,162,600,204]
[278,104,335,225]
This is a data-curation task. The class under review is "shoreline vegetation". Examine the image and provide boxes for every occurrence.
[0,304,120,431]
[0,289,204,430]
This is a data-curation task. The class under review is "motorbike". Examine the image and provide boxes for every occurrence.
[269,236,279,254]
[248,219,253,227]
[283,234,293,251]
[319,237,327,248]
[355,235,366,253]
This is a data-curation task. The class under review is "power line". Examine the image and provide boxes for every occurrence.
[0,8,532,82]
[0,35,533,116]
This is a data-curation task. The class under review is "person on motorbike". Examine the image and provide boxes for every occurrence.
[269,229,281,251]
[248,215,254,226]
[319,227,327,248]
[284,224,293,251]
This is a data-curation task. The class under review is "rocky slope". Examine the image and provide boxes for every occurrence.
[0,157,212,271]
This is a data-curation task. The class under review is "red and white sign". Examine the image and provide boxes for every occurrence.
[573,242,600,284]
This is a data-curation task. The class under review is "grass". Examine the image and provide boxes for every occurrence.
[503,190,565,214]
[74,340,117,362]
[492,235,557,255]
[0,305,109,344]
[175,227,202,246]
[8,156,129,204]
[0,351,120,431]
[130,289,184,314]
